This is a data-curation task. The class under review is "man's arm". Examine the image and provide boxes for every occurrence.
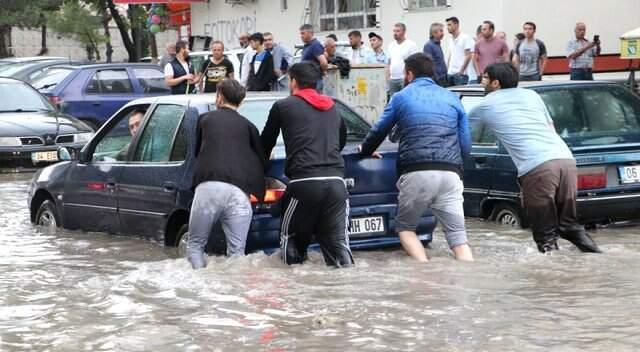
[317,53,329,72]
[567,40,595,59]
[249,123,269,171]
[501,41,510,62]
[339,118,347,151]
[360,98,399,156]
[457,107,472,158]
[473,42,482,76]
[260,102,282,159]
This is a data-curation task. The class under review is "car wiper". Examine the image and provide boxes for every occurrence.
[36,83,57,90]
[0,108,51,113]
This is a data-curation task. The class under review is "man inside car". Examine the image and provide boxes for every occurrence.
[116,109,145,161]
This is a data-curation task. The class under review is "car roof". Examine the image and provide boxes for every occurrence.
[0,56,66,63]
[54,62,165,70]
[0,77,28,84]
[126,92,289,106]
[451,80,619,94]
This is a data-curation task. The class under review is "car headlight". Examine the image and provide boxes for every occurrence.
[0,137,21,147]
[73,132,94,144]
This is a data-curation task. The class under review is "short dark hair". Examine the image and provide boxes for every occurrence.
[404,53,434,79]
[445,16,459,25]
[348,30,362,38]
[523,21,536,31]
[217,79,246,106]
[515,32,525,41]
[131,109,146,117]
[326,33,338,41]
[476,25,482,35]
[175,40,189,53]
[299,24,314,32]
[484,63,519,89]
[289,62,321,89]
[249,32,264,44]
[483,20,495,31]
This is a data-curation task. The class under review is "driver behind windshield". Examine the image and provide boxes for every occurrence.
[116,109,145,160]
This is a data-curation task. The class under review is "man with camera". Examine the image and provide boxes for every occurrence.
[566,22,600,81]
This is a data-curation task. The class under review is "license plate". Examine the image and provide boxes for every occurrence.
[619,166,640,184]
[349,216,385,235]
[31,151,58,163]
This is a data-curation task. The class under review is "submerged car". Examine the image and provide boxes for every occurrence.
[455,81,640,227]
[0,78,93,169]
[28,93,435,254]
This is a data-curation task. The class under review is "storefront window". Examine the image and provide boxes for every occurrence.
[318,0,377,31]
[408,0,450,11]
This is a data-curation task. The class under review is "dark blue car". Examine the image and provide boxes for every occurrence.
[28,93,436,254]
[455,81,640,227]
[36,63,170,130]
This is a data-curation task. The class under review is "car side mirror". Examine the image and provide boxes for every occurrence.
[77,149,89,164]
[57,147,74,162]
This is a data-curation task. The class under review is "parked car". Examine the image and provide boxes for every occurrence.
[0,59,81,83]
[454,81,640,227]
[0,77,93,169]
[28,93,436,254]
[0,56,66,66]
[38,63,171,130]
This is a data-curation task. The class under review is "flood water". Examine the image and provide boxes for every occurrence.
[1,174,640,351]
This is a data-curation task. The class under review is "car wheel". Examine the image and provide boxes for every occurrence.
[491,203,522,227]
[35,200,60,229]
[176,224,189,257]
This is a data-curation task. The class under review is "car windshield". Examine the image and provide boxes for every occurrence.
[30,68,74,92]
[537,85,640,147]
[0,62,42,77]
[0,82,54,112]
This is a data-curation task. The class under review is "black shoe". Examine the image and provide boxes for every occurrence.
[534,229,560,254]
[536,238,559,253]
[560,230,602,253]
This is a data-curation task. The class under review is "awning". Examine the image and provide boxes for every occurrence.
[620,27,640,59]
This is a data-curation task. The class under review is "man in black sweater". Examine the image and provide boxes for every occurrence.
[261,62,354,268]
[188,79,268,269]
[247,32,277,91]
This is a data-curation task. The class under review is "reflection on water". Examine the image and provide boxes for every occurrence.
[1,175,640,351]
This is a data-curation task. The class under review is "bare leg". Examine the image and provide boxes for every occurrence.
[452,244,474,261]
[398,231,428,262]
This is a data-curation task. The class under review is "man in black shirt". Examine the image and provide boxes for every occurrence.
[261,62,354,268]
[247,32,276,91]
[199,40,235,93]
[188,79,268,269]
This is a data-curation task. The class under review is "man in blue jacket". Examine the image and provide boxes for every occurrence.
[359,53,474,262]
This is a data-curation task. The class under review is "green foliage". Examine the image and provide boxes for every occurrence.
[0,0,63,27]
[47,1,106,51]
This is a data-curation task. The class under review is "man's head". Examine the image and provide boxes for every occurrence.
[403,53,434,86]
[368,32,383,51]
[445,16,460,35]
[324,37,337,57]
[482,63,519,94]
[430,22,445,41]
[216,79,246,108]
[128,110,145,136]
[496,31,506,41]
[166,43,176,56]
[575,22,587,40]
[239,32,250,48]
[263,32,275,50]
[175,40,189,59]
[299,24,315,44]
[326,33,338,42]
[348,30,362,48]
[249,32,264,51]
[210,41,224,60]
[288,62,321,93]
[393,23,407,42]
[481,21,495,39]
[523,22,536,39]
[476,25,483,40]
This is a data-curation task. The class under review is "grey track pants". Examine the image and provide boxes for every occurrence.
[187,181,253,269]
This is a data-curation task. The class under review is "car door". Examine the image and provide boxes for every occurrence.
[81,68,135,127]
[117,103,190,240]
[130,67,170,95]
[61,106,137,233]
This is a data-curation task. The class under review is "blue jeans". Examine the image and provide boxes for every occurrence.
[570,68,593,81]
[519,73,542,81]
[447,74,469,86]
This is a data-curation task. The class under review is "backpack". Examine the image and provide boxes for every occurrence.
[515,39,546,58]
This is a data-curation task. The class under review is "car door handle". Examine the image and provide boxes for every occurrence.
[163,182,177,192]
[345,178,355,189]
[106,182,116,189]
[473,156,488,164]
[92,102,101,106]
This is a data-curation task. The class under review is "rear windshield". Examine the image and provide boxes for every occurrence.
[0,83,54,112]
[31,68,74,92]
[537,85,640,147]
[210,99,284,145]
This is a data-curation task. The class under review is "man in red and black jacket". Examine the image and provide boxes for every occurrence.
[261,62,354,268]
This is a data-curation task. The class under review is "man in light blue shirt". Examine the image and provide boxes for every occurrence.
[469,63,600,254]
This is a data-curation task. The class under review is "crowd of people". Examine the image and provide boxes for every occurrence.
[155,21,605,269]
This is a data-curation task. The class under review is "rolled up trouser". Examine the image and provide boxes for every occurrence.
[188,181,253,269]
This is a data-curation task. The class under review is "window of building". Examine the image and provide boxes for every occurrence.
[318,0,377,32]
[281,0,288,11]
[408,0,450,11]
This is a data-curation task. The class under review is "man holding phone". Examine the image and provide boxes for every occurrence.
[566,22,600,80]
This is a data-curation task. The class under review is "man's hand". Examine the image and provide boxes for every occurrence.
[357,145,382,159]
[184,73,195,82]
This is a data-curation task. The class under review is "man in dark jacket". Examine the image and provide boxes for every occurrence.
[247,32,277,91]
[188,79,269,269]
[261,62,353,268]
[164,40,197,95]
[359,53,474,262]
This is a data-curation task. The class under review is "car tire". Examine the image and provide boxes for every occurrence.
[176,224,189,257]
[491,202,523,228]
[35,200,60,229]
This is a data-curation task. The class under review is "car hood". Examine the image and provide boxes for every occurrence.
[0,111,92,137]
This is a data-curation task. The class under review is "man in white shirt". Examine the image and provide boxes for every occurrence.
[388,23,419,96]
[446,16,476,86]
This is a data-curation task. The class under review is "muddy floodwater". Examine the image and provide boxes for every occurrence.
[1,174,640,351]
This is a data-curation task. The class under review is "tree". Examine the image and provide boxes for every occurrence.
[0,0,62,57]
[47,1,106,61]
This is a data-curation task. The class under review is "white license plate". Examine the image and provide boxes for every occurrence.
[619,166,640,184]
[349,216,385,235]
[31,151,58,163]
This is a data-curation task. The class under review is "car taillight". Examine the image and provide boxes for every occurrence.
[251,177,287,204]
[48,96,62,106]
[577,167,607,190]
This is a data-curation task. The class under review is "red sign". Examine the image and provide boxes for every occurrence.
[113,0,204,3]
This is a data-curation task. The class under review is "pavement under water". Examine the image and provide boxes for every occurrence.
[1,173,639,351]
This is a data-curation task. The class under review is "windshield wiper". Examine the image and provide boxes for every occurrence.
[36,83,57,90]
[0,108,51,113]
